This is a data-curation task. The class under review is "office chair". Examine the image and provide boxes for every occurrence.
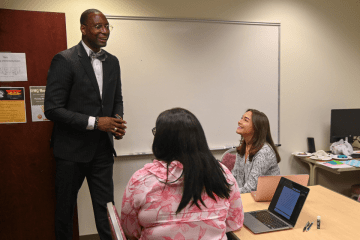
[220,148,237,172]
[350,184,360,200]
[226,231,240,240]
[107,202,127,240]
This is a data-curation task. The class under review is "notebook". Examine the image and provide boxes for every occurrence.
[251,174,309,202]
[244,177,310,234]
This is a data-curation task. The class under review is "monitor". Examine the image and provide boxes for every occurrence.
[330,109,360,143]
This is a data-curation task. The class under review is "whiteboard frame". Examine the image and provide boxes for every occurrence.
[105,16,281,156]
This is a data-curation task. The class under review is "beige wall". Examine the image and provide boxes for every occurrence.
[2,0,360,236]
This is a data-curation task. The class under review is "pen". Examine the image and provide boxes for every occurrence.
[303,221,310,232]
[115,114,122,120]
[306,222,314,231]
[114,114,124,140]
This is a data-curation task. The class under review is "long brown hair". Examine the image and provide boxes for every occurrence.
[236,109,280,163]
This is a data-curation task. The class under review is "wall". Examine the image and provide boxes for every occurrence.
[2,0,360,236]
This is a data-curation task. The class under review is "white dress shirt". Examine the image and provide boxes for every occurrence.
[81,41,104,130]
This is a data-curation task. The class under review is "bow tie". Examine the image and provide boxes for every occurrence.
[89,50,107,62]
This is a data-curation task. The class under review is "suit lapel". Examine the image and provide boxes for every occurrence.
[77,42,101,101]
[102,54,111,102]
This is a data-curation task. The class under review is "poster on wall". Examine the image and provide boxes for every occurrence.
[0,87,27,124]
[30,86,49,122]
[0,53,28,82]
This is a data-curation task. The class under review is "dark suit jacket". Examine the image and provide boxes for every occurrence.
[45,42,123,162]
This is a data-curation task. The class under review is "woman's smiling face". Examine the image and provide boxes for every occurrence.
[236,111,254,137]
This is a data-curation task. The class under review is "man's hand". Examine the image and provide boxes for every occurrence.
[97,117,127,139]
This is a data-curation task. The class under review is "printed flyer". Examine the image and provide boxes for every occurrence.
[30,86,49,122]
[0,53,28,82]
[0,87,26,123]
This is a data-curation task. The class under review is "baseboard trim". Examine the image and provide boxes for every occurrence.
[79,234,100,240]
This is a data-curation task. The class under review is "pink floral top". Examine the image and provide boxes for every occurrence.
[120,159,244,240]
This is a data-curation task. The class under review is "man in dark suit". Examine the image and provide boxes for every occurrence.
[45,9,126,240]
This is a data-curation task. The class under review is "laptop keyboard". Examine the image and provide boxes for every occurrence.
[250,211,288,229]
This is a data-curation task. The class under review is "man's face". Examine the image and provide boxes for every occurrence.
[81,12,110,52]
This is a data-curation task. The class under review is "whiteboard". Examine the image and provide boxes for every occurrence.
[104,17,280,156]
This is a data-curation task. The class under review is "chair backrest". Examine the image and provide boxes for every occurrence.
[220,148,237,172]
[220,148,237,162]
[107,202,127,240]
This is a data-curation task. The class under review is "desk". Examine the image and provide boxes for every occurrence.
[232,185,360,240]
[294,156,360,185]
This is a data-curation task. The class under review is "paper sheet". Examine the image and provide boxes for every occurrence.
[342,160,360,167]
[0,53,28,82]
[317,162,353,169]
[0,87,26,123]
[30,86,49,122]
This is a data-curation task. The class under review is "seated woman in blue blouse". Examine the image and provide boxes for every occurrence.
[232,109,281,193]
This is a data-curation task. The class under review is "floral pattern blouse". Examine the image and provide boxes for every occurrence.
[120,159,244,240]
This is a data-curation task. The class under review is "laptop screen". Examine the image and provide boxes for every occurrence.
[268,177,310,226]
[273,186,301,219]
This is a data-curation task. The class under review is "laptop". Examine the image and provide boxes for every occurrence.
[244,177,310,234]
[251,174,309,202]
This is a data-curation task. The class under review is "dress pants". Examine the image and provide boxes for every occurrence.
[54,132,114,240]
